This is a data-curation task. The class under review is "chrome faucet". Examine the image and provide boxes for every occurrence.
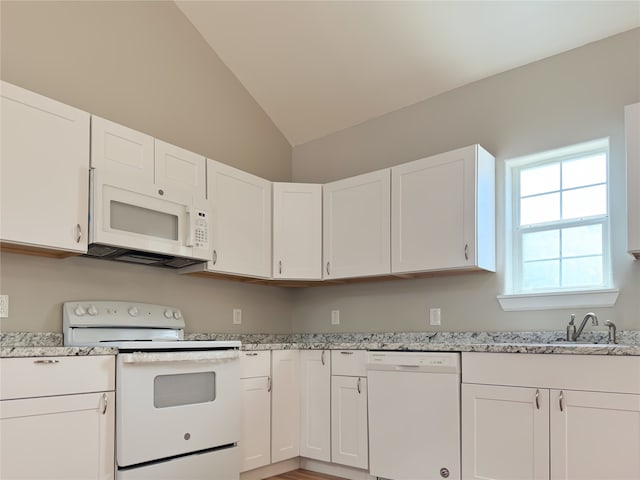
[573,312,598,341]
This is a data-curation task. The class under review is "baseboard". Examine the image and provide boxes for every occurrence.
[300,458,376,480]
[239,458,301,480]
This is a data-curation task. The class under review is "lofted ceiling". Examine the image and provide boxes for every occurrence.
[176,1,640,146]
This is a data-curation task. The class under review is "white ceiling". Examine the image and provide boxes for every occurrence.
[176,1,640,146]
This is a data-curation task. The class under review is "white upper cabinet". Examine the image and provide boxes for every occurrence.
[207,159,272,278]
[91,115,154,182]
[626,102,640,259]
[272,183,322,280]
[154,139,206,200]
[1,81,90,255]
[392,144,495,274]
[91,116,206,200]
[323,169,391,279]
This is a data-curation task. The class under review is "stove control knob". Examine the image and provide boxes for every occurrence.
[128,306,139,317]
[173,310,182,320]
[164,309,173,319]
[87,305,98,316]
[74,305,86,317]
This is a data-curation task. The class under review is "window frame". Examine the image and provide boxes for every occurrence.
[500,138,618,311]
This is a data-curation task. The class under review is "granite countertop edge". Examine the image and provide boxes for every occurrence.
[2,331,640,357]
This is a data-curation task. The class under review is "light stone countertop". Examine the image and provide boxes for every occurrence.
[2,330,640,357]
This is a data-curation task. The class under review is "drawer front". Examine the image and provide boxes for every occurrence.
[0,355,115,400]
[332,350,367,376]
[462,352,640,394]
[240,350,271,378]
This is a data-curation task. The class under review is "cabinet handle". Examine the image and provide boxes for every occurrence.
[559,390,564,412]
[321,350,326,366]
[535,388,540,410]
[357,377,362,395]
[340,351,354,355]
[279,260,282,275]
[245,352,258,356]
[33,359,60,364]
[464,243,469,261]
[212,249,217,265]
[267,376,272,393]
[75,224,82,243]
[326,262,330,276]
[101,393,108,415]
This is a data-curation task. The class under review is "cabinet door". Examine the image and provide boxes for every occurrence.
[91,116,154,182]
[299,350,331,461]
[0,391,115,480]
[1,81,90,254]
[323,169,391,279]
[155,139,206,200]
[462,383,549,480]
[331,375,368,469]
[551,389,640,480]
[271,350,300,462]
[392,145,495,273]
[240,376,271,472]
[272,183,322,280]
[626,102,640,258]
[207,159,272,278]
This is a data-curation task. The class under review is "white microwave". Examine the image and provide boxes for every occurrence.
[88,169,211,268]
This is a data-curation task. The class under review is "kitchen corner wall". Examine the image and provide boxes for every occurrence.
[0,1,293,333]
[291,28,640,333]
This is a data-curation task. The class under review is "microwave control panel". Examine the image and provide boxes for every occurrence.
[193,209,209,249]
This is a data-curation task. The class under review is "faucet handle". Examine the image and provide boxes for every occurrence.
[569,313,576,325]
[567,314,577,342]
[604,320,617,344]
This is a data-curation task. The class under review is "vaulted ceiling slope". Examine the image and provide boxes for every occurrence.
[176,1,640,146]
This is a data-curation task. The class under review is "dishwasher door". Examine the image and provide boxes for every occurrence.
[367,352,461,480]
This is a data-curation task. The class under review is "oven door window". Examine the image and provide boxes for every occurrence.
[153,372,216,408]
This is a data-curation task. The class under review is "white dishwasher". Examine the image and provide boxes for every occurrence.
[367,351,461,480]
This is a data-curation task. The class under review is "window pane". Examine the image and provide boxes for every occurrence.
[520,163,560,196]
[562,185,606,220]
[562,256,603,288]
[562,154,606,189]
[562,224,602,258]
[522,230,559,261]
[520,193,560,226]
[523,260,559,290]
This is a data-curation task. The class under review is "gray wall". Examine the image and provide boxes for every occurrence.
[291,29,640,333]
[0,1,293,333]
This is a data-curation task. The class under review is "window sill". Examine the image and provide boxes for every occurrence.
[497,288,619,311]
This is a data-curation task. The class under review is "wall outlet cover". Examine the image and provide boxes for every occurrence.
[429,307,441,326]
[0,295,8,318]
[331,310,340,325]
[233,308,242,325]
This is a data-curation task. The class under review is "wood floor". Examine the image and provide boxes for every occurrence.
[265,469,347,480]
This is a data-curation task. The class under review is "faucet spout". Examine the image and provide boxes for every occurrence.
[573,312,598,341]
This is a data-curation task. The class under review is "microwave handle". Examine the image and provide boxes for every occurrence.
[185,206,194,247]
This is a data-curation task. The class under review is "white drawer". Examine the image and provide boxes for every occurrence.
[240,350,270,378]
[0,355,115,400]
[462,352,640,394]
[332,350,367,376]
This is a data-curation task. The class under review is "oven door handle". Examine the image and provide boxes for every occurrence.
[120,350,240,364]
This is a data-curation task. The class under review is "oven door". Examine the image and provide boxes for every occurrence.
[90,170,210,261]
[116,349,240,467]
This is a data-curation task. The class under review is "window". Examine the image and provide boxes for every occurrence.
[501,139,616,310]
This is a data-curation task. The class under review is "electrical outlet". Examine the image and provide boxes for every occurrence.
[0,295,8,318]
[233,308,242,325]
[331,310,340,325]
[429,307,441,326]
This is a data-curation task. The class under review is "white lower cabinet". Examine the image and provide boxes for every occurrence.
[300,350,331,461]
[271,350,301,463]
[462,353,640,480]
[0,356,116,480]
[240,352,271,472]
[331,350,368,470]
